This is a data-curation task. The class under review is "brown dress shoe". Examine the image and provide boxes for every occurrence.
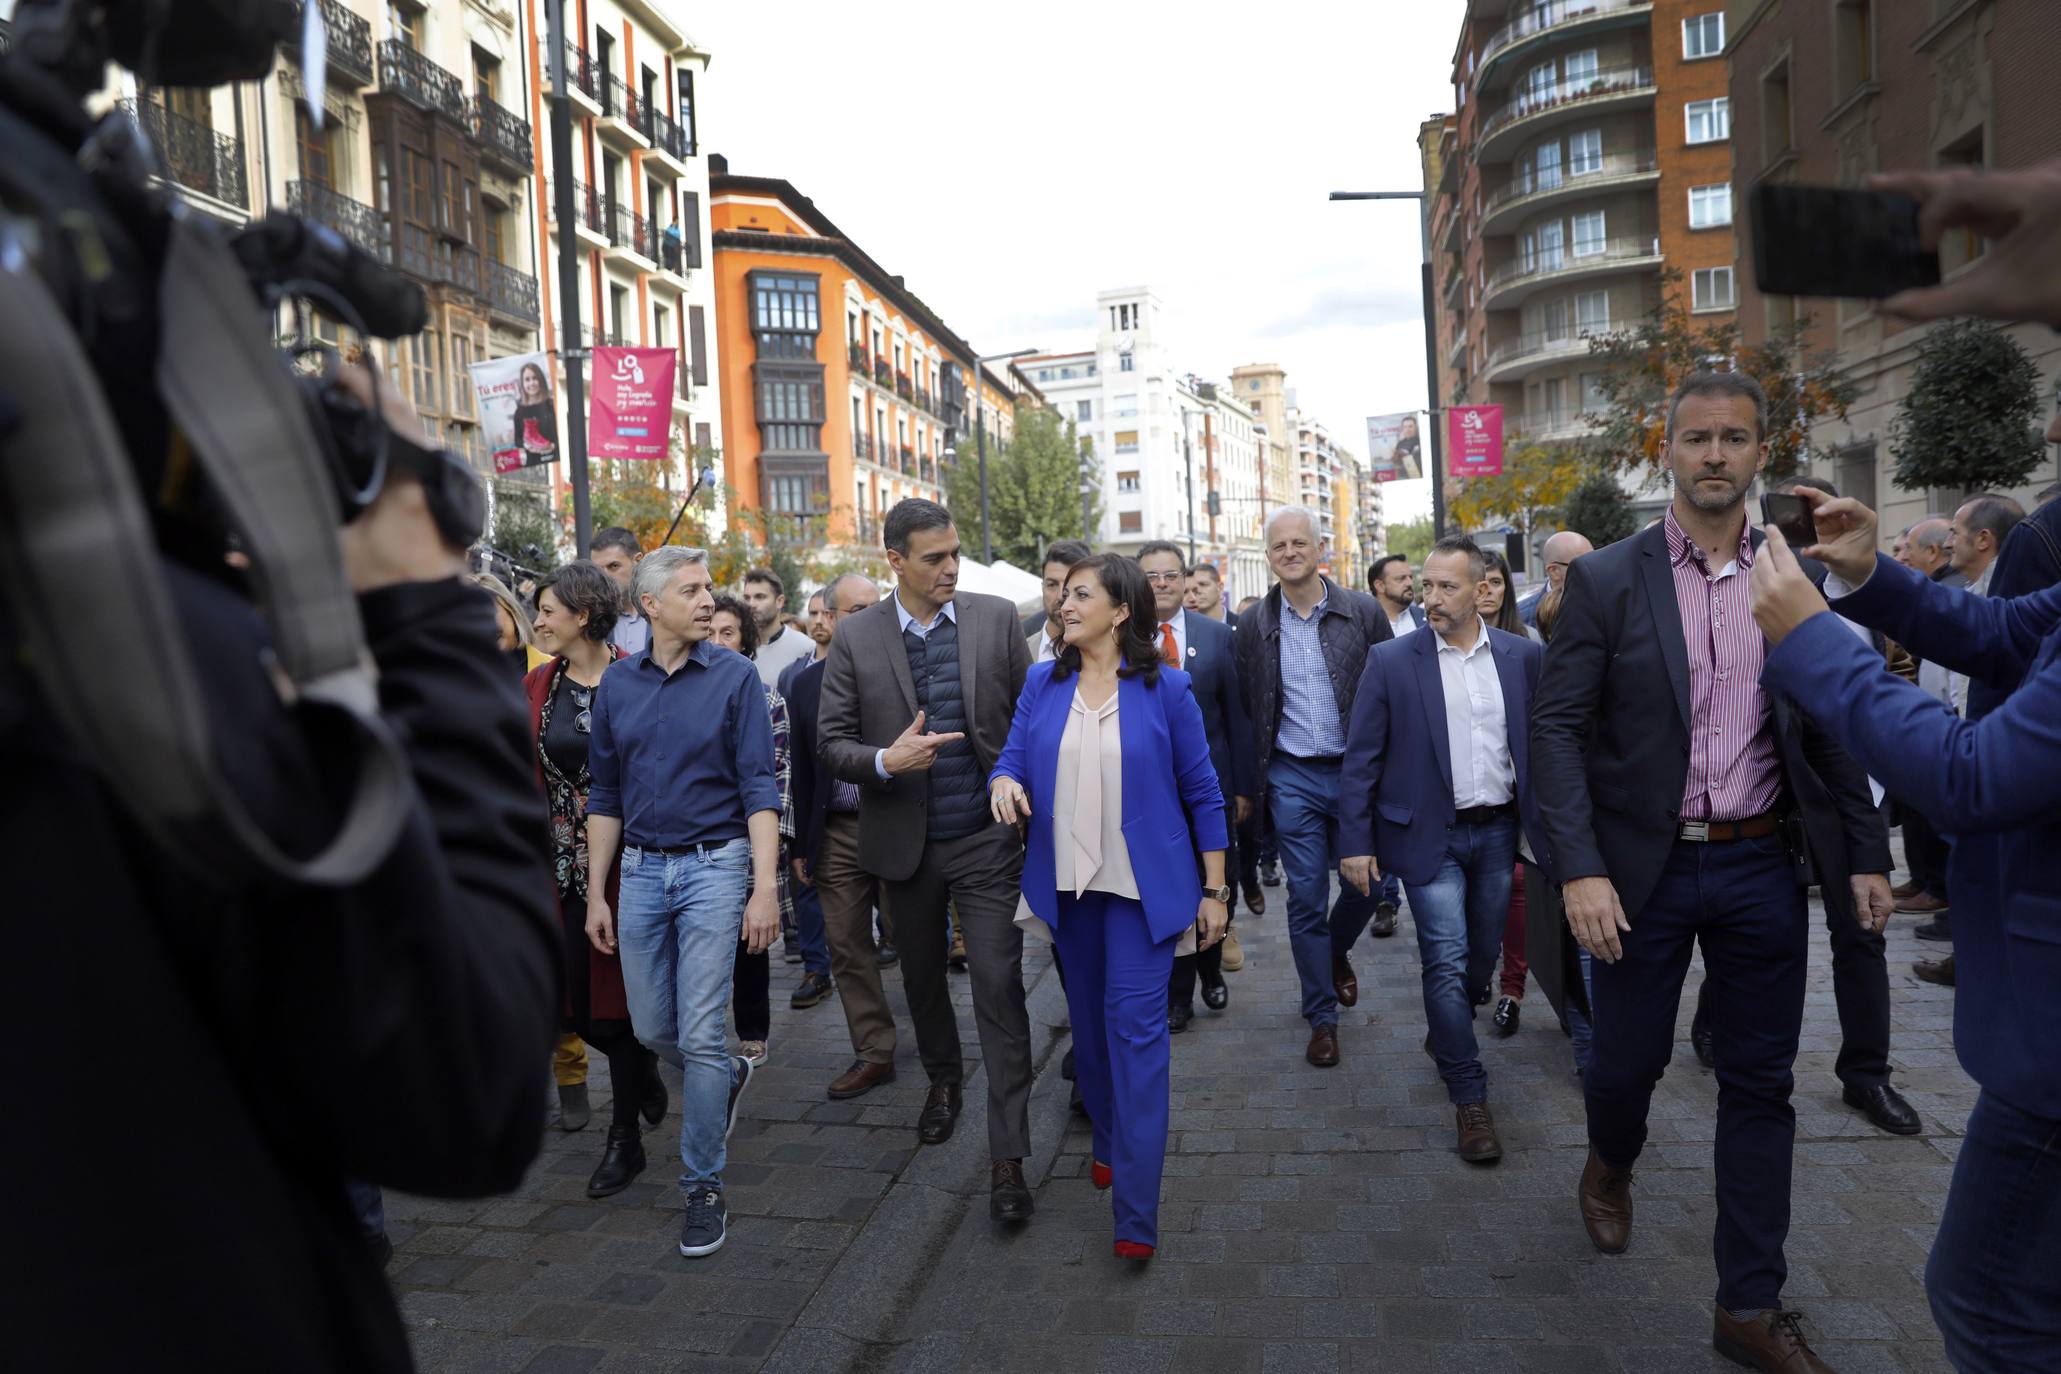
[1332,954,1359,1008]
[1711,1306,1834,1372]
[1914,953,1956,987]
[1895,891,1949,915]
[1306,1025,1340,1067]
[1889,879,1922,901]
[1578,1146,1633,1253]
[1455,1103,1503,1163]
[826,1059,896,1100]
[1242,881,1265,916]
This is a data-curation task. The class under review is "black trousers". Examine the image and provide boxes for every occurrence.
[584,1020,658,1131]
[732,942,769,1042]
[1901,806,1952,902]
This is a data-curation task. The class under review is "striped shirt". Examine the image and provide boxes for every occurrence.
[1275,588,1347,759]
[1666,509,1781,822]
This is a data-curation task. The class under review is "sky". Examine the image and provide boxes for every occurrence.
[694,0,1465,527]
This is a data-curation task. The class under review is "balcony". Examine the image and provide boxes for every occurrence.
[473,94,532,176]
[872,357,893,388]
[378,41,468,124]
[1480,151,1659,236]
[597,75,651,149]
[297,0,373,88]
[848,339,870,375]
[395,221,481,295]
[899,445,916,476]
[562,46,603,115]
[895,371,913,402]
[125,98,247,212]
[485,259,539,324]
[286,180,387,261]
[857,513,881,547]
[658,231,693,280]
[1477,64,1656,164]
[915,385,934,416]
[605,203,658,267]
[1483,329,1596,384]
[854,433,877,465]
[546,180,608,249]
[673,352,693,411]
[1476,0,1652,93]
[645,104,693,171]
[1509,410,1594,444]
[1483,234,1660,309]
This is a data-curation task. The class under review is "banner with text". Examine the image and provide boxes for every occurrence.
[589,346,678,462]
[1447,403,1505,479]
[1364,411,1425,482]
[469,351,558,474]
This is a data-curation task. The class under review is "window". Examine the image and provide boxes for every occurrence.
[1569,128,1602,176]
[404,149,433,224]
[751,271,821,360]
[676,69,697,154]
[1683,12,1724,59]
[1524,61,1553,105]
[1118,511,1143,534]
[1835,0,1874,92]
[1686,98,1730,144]
[389,1,423,52]
[1117,470,1141,493]
[295,106,336,188]
[1693,266,1735,311]
[450,333,474,418]
[483,204,508,265]
[1563,49,1599,94]
[1542,377,1566,424]
[1938,130,1988,273]
[1537,220,1564,270]
[1572,211,1605,256]
[653,302,670,347]
[1534,141,1562,191]
[439,159,464,236]
[1581,371,1607,412]
[1077,400,1093,422]
[609,284,629,343]
[474,49,498,103]
[1115,430,1140,454]
[1574,290,1609,333]
[756,365,825,452]
[1762,62,1793,163]
[1688,183,1732,229]
[1539,297,1569,340]
[1115,394,1139,417]
[1119,353,1134,372]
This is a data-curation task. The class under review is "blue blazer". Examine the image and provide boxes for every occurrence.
[1339,624,1551,889]
[1765,554,2061,1117]
[1178,610,1256,803]
[992,661,1230,944]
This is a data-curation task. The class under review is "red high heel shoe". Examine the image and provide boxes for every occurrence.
[1091,1161,1113,1191]
[1113,1241,1154,1260]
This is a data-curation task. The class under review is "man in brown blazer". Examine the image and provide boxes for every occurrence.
[818,499,1037,1223]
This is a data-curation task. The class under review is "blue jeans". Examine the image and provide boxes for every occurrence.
[1267,754,1378,1029]
[791,874,831,977]
[1927,1090,2061,1371]
[617,838,752,1194]
[1402,813,1518,1105]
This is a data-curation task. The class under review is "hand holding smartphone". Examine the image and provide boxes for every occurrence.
[1760,492,1819,550]
[1751,183,1943,300]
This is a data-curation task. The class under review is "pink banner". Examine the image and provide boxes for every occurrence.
[1447,404,1505,479]
[589,346,678,462]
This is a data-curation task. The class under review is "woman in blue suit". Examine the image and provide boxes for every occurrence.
[990,553,1230,1259]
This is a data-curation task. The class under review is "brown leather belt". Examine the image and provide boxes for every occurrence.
[1676,811,1781,843]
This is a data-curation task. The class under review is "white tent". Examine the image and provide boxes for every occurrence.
[956,557,1043,617]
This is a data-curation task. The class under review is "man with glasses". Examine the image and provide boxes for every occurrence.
[1522,530,1593,630]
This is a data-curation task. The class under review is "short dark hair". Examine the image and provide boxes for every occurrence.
[1041,539,1093,573]
[1052,553,1163,687]
[1236,595,1262,612]
[537,559,621,645]
[1135,540,1187,570]
[589,526,641,558]
[709,593,760,659]
[1666,369,1769,444]
[1369,554,1409,589]
[883,498,955,555]
[1190,563,1221,582]
[1426,535,1486,585]
[1776,473,1837,497]
[1960,492,2026,544]
[741,566,783,598]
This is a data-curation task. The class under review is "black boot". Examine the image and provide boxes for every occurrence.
[639,1053,668,1126]
[587,1123,647,1198]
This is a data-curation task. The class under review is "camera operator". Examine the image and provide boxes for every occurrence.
[1747,159,2061,1373]
[3,360,559,1370]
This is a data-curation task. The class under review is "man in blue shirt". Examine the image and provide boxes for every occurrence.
[585,545,781,1261]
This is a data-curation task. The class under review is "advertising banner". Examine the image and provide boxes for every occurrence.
[1364,411,1425,482]
[589,346,678,462]
[1447,403,1505,479]
[469,351,558,474]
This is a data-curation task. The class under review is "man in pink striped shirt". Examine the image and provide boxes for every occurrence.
[1533,371,1893,1374]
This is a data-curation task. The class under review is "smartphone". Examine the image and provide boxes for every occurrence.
[1750,183,1942,299]
[1760,492,1818,549]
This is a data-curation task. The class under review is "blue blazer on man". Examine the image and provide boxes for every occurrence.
[992,661,1230,945]
[1177,610,1255,804]
[1764,554,2061,1117]
[1339,624,1551,889]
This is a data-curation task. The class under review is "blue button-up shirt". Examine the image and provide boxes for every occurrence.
[1276,587,1346,758]
[588,638,780,848]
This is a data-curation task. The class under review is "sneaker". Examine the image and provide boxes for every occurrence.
[679,1186,729,1258]
[738,1041,769,1068]
[781,941,804,966]
[790,972,833,1009]
[725,1054,755,1140]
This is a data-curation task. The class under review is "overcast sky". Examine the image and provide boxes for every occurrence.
[696,0,1462,526]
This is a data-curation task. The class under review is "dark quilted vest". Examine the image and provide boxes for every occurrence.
[903,620,984,841]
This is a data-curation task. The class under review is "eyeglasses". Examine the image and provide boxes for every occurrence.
[1142,572,1186,585]
[570,683,593,735]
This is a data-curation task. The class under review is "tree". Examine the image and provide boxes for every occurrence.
[943,407,1101,567]
[488,482,563,572]
[1448,440,1592,534]
[1889,318,2047,499]
[1558,472,1636,547]
[1585,270,1858,481]
[1384,515,1435,567]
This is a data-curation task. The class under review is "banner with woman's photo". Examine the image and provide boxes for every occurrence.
[469,352,559,473]
[1364,411,1425,482]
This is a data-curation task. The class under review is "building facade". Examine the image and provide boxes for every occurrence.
[1726,0,2061,533]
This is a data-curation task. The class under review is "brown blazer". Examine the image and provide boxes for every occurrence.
[818,588,1032,880]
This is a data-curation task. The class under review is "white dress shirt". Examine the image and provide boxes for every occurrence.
[1388,608,1418,639]
[876,592,962,779]
[1033,624,1061,664]
[1948,563,1995,718]
[1435,619,1515,810]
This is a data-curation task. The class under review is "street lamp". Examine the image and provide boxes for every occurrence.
[972,347,1043,564]
[1329,189,1447,538]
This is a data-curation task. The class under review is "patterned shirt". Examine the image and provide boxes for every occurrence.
[1666,508,1782,822]
[1275,586,1347,759]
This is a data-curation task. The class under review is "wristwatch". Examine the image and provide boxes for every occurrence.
[1204,884,1233,904]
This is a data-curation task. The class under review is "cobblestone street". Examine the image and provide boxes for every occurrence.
[389,868,1971,1373]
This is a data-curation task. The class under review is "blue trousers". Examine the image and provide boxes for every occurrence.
[1584,833,1806,1311]
[1054,890,1177,1248]
[1927,1089,2061,1371]
[1402,813,1518,1105]
[1267,755,1379,1028]
[790,873,832,977]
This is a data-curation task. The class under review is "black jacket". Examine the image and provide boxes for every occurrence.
[1232,575,1393,782]
[786,655,833,867]
[1969,494,2061,720]
[1531,522,1891,919]
[5,565,559,1372]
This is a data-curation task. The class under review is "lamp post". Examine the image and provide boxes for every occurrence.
[1329,189,1446,537]
[659,462,721,546]
[972,347,1043,564]
[546,0,592,554]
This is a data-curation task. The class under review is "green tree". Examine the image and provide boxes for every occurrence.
[944,407,1101,567]
[1384,515,1435,566]
[1449,441,1592,534]
[489,482,563,571]
[1889,318,2047,498]
[1559,472,1636,547]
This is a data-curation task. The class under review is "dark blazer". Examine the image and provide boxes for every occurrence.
[1768,554,2061,1115]
[1178,609,1255,803]
[991,663,1229,943]
[1968,494,2061,720]
[1340,625,1550,888]
[1232,576,1393,783]
[785,657,832,868]
[819,588,1031,881]
[1530,521,1890,921]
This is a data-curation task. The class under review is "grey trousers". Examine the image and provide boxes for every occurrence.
[817,814,894,1066]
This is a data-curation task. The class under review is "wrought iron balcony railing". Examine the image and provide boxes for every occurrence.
[854,432,876,464]
[286,180,387,261]
[609,203,656,260]
[547,180,606,238]
[486,259,539,324]
[126,97,248,209]
[646,105,690,161]
[473,94,532,171]
[379,40,468,123]
[298,0,373,87]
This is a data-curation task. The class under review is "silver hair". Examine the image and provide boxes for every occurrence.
[1264,504,1322,546]
[632,545,709,612]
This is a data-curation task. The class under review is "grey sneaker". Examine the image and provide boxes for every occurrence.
[678,1187,728,1258]
[726,1054,754,1141]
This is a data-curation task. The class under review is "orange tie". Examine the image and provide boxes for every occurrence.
[1160,622,1178,666]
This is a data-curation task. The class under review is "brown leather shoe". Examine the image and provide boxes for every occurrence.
[1455,1103,1503,1164]
[1914,953,1956,987]
[1332,954,1359,1008]
[1242,880,1265,916]
[1895,891,1949,915]
[1578,1146,1633,1253]
[826,1059,896,1100]
[1306,1025,1340,1067]
[1711,1306,1834,1372]
[1889,879,1922,901]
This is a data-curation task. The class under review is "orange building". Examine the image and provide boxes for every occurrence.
[710,157,1012,547]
